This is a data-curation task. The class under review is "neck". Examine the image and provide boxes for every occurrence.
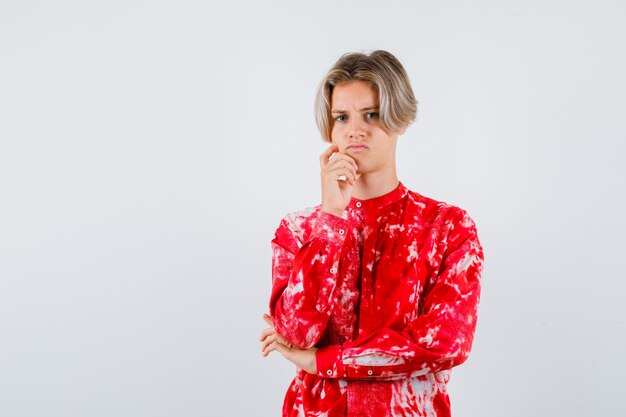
[352,169,399,200]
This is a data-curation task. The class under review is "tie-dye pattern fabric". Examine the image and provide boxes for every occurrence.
[269,181,484,417]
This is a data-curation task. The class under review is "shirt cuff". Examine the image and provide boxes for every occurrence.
[316,345,346,378]
[310,210,351,242]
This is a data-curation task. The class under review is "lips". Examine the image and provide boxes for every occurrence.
[347,143,368,151]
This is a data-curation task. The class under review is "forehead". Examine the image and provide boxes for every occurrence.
[331,81,378,108]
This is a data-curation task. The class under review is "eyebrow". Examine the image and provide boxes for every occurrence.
[331,106,379,114]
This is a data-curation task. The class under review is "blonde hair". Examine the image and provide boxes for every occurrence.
[314,50,418,142]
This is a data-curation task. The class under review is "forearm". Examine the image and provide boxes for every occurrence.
[269,211,351,348]
[315,316,477,381]
[315,227,484,381]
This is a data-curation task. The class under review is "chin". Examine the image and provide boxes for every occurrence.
[356,163,370,174]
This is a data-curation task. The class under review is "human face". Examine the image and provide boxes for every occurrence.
[330,80,399,176]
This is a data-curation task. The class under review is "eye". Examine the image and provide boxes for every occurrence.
[334,115,347,122]
[365,112,379,120]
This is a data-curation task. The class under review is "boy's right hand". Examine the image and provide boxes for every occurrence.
[319,144,360,217]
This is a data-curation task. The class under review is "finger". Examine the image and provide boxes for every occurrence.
[334,170,355,185]
[262,334,283,353]
[326,152,359,174]
[261,335,277,353]
[259,326,275,341]
[275,334,292,348]
[327,165,357,184]
[272,341,291,358]
[263,339,287,357]
[262,341,275,356]
[325,159,358,181]
[260,316,292,344]
[320,145,339,168]
[347,155,359,174]
[334,160,358,178]
[328,151,358,170]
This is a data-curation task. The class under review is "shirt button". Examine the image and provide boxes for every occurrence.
[330,268,337,274]
[356,202,362,208]
[338,229,345,235]
[367,370,373,375]
[326,369,333,376]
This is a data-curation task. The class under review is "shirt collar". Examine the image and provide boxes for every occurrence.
[347,180,409,211]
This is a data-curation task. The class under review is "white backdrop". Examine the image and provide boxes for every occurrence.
[1,1,625,416]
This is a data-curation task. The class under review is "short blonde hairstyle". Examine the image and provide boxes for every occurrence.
[314,50,418,142]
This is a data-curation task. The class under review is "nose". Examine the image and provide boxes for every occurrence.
[347,116,367,139]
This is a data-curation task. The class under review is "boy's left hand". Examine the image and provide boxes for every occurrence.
[260,314,318,375]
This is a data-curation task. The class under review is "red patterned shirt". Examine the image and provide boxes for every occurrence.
[269,181,484,417]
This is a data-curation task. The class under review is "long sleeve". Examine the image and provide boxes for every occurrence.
[315,209,484,381]
[269,210,351,349]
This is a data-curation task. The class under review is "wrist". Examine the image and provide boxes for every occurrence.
[309,348,318,374]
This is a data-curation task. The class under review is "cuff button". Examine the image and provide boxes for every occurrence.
[326,370,333,376]
[367,370,373,375]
